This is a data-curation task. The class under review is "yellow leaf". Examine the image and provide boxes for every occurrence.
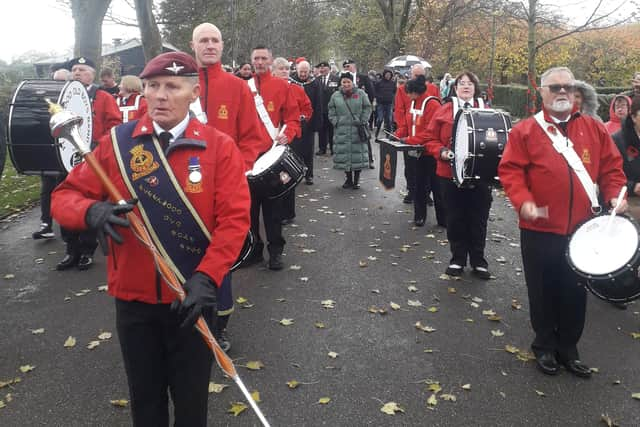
[491,330,505,337]
[441,393,457,402]
[0,400,6,409]
[236,297,248,304]
[110,399,129,407]
[535,389,546,397]
[505,344,519,354]
[461,384,471,390]
[631,332,640,339]
[251,390,261,402]
[245,360,264,370]
[601,413,616,427]
[286,380,299,389]
[428,383,442,393]
[279,318,294,326]
[632,392,640,400]
[408,300,423,307]
[427,394,438,406]
[464,318,474,323]
[448,287,457,294]
[30,328,45,335]
[208,383,228,393]
[318,397,331,404]
[415,321,436,333]
[4,274,15,280]
[407,285,418,292]
[19,365,34,373]
[87,341,100,350]
[428,306,439,313]
[314,322,326,329]
[321,299,336,309]
[516,350,536,362]
[328,351,339,359]
[390,302,401,310]
[423,349,434,353]
[98,332,112,340]
[359,260,368,267]
[487,315,502,322]
[511,299,522,310]
[227,401,248,416]
[482,309,496,316]
[64,336,76,348]
[380,401,404,415]
[0,378,21,389]
[97,285,108,292]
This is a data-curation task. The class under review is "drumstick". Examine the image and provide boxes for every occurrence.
[383,129,400,141]
[604,186,627,234]
[272,124,287,149]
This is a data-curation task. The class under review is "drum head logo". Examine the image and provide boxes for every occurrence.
[70,152,83,168]
[279,171,291,184]
[485,128,497,142]
[130,144,159,180]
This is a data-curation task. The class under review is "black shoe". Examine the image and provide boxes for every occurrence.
[611,301,628,310]
[240,251,264,268]
[56,254,79,271]
[535,352,560,376]
[281,217,295,225]
[403,194,413,204]
[472,266,491,280]
[414,218,425,227]
[268,253,284,271]
[445,264,463,276]
[560,359,592,378]
[32,223,55,240]
[77,255,93,271]
[214,329,231,352]
[352,183,360,189]
[369,162,375,169]
[305,178,314,185]
[342,180,353,189]
[315,150,326,155]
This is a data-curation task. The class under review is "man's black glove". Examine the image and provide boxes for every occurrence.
[85,200,136,255]
[170,272,217,330]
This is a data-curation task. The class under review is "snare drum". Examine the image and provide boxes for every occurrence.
[567,214,640,303]
[247,145,306,199]
[8,80,92,175]
[452,108,511,187]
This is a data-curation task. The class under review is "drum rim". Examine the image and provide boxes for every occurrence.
[451,108,468,186]
[248,145,288,178]
[585,279,640,303]
[566,213,640,280]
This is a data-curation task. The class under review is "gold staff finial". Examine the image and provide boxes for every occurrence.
[45,98,63,115]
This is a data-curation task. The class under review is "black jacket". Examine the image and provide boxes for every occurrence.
[374,78,396,104]
[612,116,640,195]
[290,75,324,132]
[318,73,340,114]
[355,73,375,103]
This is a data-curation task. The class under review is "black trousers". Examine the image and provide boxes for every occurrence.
[60,227,98,256]
[250,189,285,256]
[440,177,492,268]
[116,299,213,427]
[290,126,314,179]
[39,175,64,224]
[414,156,446,226]
[520,229,586,360]
[403,153,417,195]
[318,114,334,154]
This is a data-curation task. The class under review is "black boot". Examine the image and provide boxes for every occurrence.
[375,124,381,139]
[352,170,361,189]
[241,241,264,267]
[342,172,353,189]
[213,314,231,352]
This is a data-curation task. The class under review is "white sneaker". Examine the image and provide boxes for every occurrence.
[32,223,54,239]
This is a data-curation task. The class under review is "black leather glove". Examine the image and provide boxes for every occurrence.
[170,272,217,330]
[85,200,136,255]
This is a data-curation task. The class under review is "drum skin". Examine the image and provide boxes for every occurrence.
[451,108,512,188]
[8,80,91,176]
[567,214,640,303]
[247,145,306,199]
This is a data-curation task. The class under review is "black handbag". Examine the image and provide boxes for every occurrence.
[343,94,370,143]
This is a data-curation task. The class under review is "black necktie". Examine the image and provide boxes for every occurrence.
[464,102,471,109]
[558,121,568,134]
[158,131,172,151]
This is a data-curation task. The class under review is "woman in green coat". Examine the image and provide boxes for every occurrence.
[328,73,372,189]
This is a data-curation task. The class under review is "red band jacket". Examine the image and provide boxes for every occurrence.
[92,87,122,141]
[51,114,251,304]
[116,93,148,123]
[251,70,301,143]
[199,63,269,169]
[395,92,440,153]
[498,108,626,235]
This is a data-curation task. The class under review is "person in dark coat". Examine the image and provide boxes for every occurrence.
[374,69,396,138]
[328,73,372,189]
[613,96,640,216]
[316,61,340,155]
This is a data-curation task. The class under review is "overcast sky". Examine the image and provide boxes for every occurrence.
[0,0,635,64]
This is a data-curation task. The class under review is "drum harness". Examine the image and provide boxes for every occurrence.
[117,94,143,123]
[534,112,601,213]
[407,96,440,157]
[247,77,279,142]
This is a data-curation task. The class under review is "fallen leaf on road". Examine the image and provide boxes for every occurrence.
[251,390,261,402]
[428,306,439,313]
[482,309,496,316]
[279,318,294,326]
[236,297,248,304]
[359,260,368,267]
[321,300,335,309]
[535,389,546,397]
[448,287,457,294]
[461,384,471,391]
[441,393,456,402]
[315,322,326,329]
[601,413,619,427]
[632,392,640,400]
[318,397,331,404]
[631,332,640,339]
[328,351,339,359]
[289,265,301,270]
[491,330,505,337]
[408,300,422,307]
[505,344,519,354]
[30,328,45,335]
[87,340,100,350]
[97,285,108,292]
[64,336,76,348]
[415,322,436,333]
[464,318,474,323]
[511,299,522,310]
[98,332,112,340]
[228,402,247,416]
[245,361,264,370]
[390,302,401,310]
[427,394,438,407]
[110,399,128,407]
[3,274,15,280]
[408,285,418,292]
[428,383,442,393]
[286,380,299,389]
[209,383,228,393]
[0,378,21,389]
[380,401,404,415]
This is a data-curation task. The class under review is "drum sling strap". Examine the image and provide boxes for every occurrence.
[118,95,142,123]
[452,97,484,120]
[248,77,279,141]
[534,111,600,211]
[110,121,212,284]
[408,96,440,157]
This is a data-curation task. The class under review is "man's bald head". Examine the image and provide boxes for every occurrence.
[296,61,311,81]
[191,22,224,67]
[411,64,425,78]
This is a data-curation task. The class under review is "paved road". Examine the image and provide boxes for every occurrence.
[1,153,639,426]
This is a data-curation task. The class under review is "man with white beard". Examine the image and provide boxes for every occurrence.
[499,67,627,379]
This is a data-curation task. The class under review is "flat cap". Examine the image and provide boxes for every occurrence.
[342,59,355,67]
[315,61,329,68]
[67,57,96,69]
[139,51,198,79]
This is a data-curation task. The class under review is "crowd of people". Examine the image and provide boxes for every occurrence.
[26,20,640,425]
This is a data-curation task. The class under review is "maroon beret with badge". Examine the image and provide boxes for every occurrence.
[67,56,96,69]
[139,51,198,79]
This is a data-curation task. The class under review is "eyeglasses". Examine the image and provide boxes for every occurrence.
[457,81,474,87]
[542,84,576,93]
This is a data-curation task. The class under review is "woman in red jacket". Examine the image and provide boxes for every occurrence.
[425,71,493,280]
[116,75,147,123]
[395,75,445,227]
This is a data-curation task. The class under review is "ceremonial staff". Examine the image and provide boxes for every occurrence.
[46,99,271,427]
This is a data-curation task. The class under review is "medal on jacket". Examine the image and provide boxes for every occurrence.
[186,157,203,193]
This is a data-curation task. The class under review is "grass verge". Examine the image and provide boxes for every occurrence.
[1,149,41,219]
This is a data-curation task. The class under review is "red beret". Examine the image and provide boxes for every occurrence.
[139,52,198,79]
[295,57,307,64]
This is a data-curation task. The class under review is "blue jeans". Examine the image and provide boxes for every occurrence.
[376,103,393,131]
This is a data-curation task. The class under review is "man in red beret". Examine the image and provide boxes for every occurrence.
[52,51,251,426]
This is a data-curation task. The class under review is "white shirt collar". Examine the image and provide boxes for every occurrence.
[152,114,190,143]
[550,114,571,124]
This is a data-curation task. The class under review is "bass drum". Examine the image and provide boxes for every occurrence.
[0,117,6,181]
[452,108,511,188]
[567,214,640,303]
[8,80,92,175]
